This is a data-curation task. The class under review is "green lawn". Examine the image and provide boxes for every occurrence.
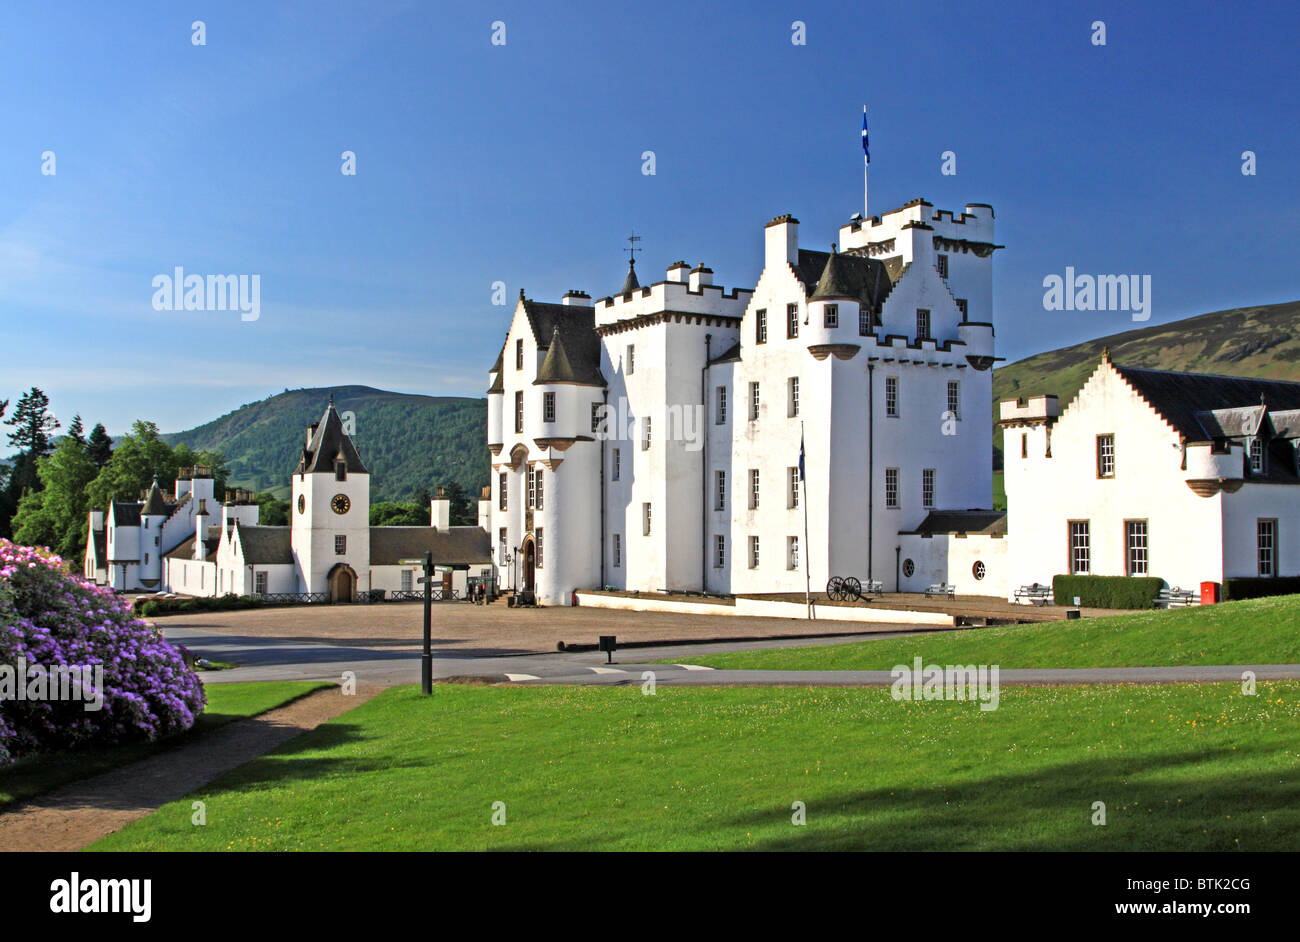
[92,682,1300,851]
[0,681,329,810]
[668,594,1300,672]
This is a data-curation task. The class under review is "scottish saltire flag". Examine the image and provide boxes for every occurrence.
[861,106,869,166]
[798,433,806,481]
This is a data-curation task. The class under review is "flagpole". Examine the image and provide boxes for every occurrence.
[862,105,870,219]
[801,422,813,620]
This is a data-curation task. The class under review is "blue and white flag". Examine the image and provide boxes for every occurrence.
[798,433,806,481]
[861,106,869,166]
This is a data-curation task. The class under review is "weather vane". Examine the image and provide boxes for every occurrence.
[625,230,642,263]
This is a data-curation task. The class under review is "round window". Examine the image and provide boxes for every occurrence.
[972,560,986,580]
[902,558,915,578]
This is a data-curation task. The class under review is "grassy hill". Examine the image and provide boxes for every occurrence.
[165,386,487,503]
[991,299,1300,469]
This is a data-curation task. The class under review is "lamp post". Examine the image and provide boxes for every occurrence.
[421,550,433,695]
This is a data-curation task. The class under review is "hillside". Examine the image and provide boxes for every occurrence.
[165,386,487,503]
[991,299,1300,466]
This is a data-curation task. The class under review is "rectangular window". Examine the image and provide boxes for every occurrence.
[514,391,524,433]
[1069,521,1091,575]
[612,448,621,481]
[716,386,727,424]
[335,535,346,555]
[756,308,767,344]
[714,534,726,568]
[527,467,536,509]
[956,298,968,321]
[543,391,556,423]
[922,468,936,508]
[749,535,760,569]
[401,570,412,592]
[1021,433,1028,459]
[515,338,523,370]
[612,533,622,567]
[789,466,800,508]
[916,308,931,341]
[535,528,543,569]
[499,472,508,511]
[498,528,507,564]
[591,402,603,434]
[642,416,652,451]
[947,381,960,420]
[1125,520,1148,576]
[1250,438,1265,474]
[787,303,799,338]
[749,468,760,509]
[885,376,898,417]
[255,571,267,595]
[335,463,347,482]
[885,468,899,508]
[535,468,544,510]
[824,303,838,328]
[936,254,948,279]
[642,502,652,536]
[788,536,799,571]
[1258,519,1277,577]
[1097,434,1115,478]
[749,382,760,420]
[788,377,800,417]
[716,470,726,511]
[626,344,635,375]
[859,306,872,336]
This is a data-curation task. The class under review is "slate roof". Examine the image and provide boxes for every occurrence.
[903,510,1007,536]
[142,481,170,516]
[795,249,893,311]
[487,346,505,394]
[535,327,600,385]
[522,299,606,386]
[164,526,224,561]
[233,523,294,565]
[369,526,492,566]
[619,259,640,295]
[709,342,741,365]
[1112,363,1300,443]
[294,401,369,475]
[111,502,142,526]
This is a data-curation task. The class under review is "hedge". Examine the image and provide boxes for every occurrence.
[1221,577,1300,602]
[1051,575,1164,609]
[136,594,265,617]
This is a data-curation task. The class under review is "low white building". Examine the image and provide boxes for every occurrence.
[1001,351,1300,596]
[486,194,1005,604]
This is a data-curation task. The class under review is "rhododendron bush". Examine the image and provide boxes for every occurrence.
[0,539,205,762]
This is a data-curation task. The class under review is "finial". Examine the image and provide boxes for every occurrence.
[625,229,643,263]
[329,391,335,407]
[519,288,525,300]
[1101,346,1110,363]
[831,242,837,254]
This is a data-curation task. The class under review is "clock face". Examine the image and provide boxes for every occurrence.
[297,495,306,514]
[331,494,351,515]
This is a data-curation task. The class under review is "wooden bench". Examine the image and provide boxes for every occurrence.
[1014,583,1054,606]
[1156,586,1195,608]
[925,583,956,600]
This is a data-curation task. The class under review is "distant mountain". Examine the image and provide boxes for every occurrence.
[991,300,1300,466]
[165,386,487,503]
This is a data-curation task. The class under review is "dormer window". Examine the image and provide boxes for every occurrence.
[1249,437,1265,474]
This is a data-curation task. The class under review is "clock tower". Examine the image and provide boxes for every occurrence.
[290,397,371,600]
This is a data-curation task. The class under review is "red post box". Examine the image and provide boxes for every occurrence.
[1200,581,1220,605]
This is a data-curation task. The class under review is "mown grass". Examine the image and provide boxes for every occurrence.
[0,681,330,810]
[92,681,1300,851]
[669,594,1300,672]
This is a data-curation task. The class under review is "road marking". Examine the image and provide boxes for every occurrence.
[504,673,540,682]
[675,664,715,671]
[588,667,627,675]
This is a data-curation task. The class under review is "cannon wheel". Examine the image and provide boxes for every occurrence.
[843,577,862,601]
[826,576,844,601]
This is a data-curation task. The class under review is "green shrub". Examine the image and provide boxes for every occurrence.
[1051,574,1164,609]
[1221,577,1300,601]
[136,594,265,617]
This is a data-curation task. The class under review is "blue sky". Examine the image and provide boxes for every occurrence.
[1,0,1296,435]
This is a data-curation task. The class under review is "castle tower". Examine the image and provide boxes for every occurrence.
[290,398,370,600]
[140,476,169,588]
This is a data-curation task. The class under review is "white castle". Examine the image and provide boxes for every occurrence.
[483,198,1003,605]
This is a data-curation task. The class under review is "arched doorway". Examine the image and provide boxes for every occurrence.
[521,537,536,594]
[328,564,357,603]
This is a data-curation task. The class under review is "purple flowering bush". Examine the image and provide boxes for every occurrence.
[0,539,206,763]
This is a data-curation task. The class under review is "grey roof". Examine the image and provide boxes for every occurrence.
[709,342,741,365]
[1269,409,1300,438]
[1113,363,1300,442]
[1194,405,1266,439]
[809,248,857,302]
[796,249,893,311]
[487,346,505,394]
[111,502,142,526]
[142,480,170,516]
[534,327,603,386]
[369,526,492,566]
[522,299,606,386]
[233,523,294,565]
[904,510,1007,536]
[294,401,369,475]
[164,526,223,561]
[619,259,640,295]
